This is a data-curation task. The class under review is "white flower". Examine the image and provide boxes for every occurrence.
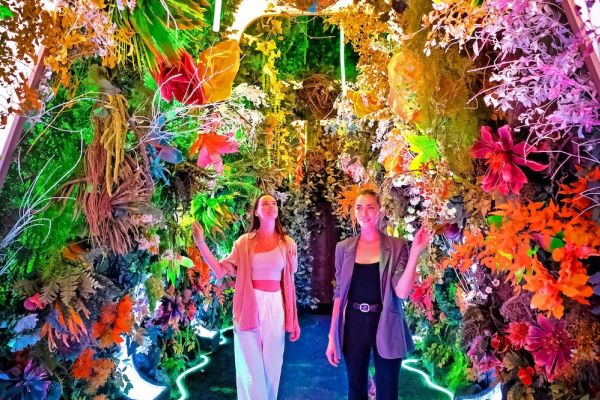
[404,215,416,223]
[470,263,478,272]
[410,197,421,206]
[136,336,152,355]
[485,286,493,294]
[405,224,416,233]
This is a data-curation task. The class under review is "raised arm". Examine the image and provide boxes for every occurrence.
[192,222,235,279]
[394,227,429,299]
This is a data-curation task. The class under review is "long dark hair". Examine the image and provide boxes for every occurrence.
[249,194,287,240]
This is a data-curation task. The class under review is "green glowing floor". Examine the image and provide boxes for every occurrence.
[182,314,451,400]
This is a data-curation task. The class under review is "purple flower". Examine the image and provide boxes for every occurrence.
[0,360,51,400]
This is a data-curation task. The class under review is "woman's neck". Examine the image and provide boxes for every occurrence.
[257,222,276,239]
[359,226,379,242]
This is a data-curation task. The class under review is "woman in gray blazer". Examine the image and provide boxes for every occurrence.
[325,189,429,400]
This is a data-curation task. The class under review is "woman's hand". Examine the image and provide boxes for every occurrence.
[412,226,430,253]
[325,339,339,367]
[289,325,301,342]
[192,221,205,245]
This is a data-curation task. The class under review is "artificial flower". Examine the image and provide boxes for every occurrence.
[506,321,530,349]
[24,293,46,311]
[153,51,206,105]
[189,131,239,173]
[525,314,576,381]
[471,125,547,195]
[518,366,535,386]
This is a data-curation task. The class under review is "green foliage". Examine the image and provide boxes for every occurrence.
[276,17,358,81]
[237,16,359,84]
[180,0,242,56]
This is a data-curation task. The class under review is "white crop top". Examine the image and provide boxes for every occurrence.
[252,246,285,281]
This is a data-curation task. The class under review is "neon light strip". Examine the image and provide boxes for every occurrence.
[213,0,222,32]
[340,25,347,97]
[176,327,233,400]
[402,358,454,399]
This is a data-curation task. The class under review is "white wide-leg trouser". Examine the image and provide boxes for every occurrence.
[234,289,285,400]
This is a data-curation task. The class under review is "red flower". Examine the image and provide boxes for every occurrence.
[153,51,206,105]
[471,125,547,195]
[524,314,576,381]
[518,366,535,386]
[24,293,46,311]
[491,333,510,353]
[506,321,530,349]
[410,276,435,322]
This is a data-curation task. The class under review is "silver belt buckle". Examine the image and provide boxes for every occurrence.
[359,303,370,313]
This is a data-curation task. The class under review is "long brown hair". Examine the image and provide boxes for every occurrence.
[249,194,287,240]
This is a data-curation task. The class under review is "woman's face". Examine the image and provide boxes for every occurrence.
[255,195,279,222]
[354,194,380,229]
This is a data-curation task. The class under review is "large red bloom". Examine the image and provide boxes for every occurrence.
[153,51,206,105]
[524,314,576,381]
[471,125,547,195]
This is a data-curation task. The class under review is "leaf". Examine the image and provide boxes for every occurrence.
[8,332,41,351]
[404,134,440,171]
[14,314,39,333]
[178,256,194,269]
[487,215,503,228]
[548,236,564,251]
[0,5,14,19]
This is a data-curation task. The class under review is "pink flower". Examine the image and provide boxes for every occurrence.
[24,293,46,311]
[471,125,547,195]
[525,315,576,381]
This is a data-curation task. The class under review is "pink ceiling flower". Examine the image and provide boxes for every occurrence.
[189,131,239,173]
[471,125,547,195]
[525,314,576,381]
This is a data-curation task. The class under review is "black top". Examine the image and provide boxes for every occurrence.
[348,262,382,305]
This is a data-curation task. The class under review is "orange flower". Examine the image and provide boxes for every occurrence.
[523,267,564,319]
[72,348,94,379]
[92,295,134,347]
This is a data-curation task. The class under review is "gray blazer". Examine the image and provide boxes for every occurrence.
[332,231,415,359]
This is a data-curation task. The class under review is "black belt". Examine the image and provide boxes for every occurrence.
[351,302,382,313]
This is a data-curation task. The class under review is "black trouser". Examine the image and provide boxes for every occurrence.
[343,308,402,400]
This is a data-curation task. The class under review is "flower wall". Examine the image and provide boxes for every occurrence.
[0,0,599,399]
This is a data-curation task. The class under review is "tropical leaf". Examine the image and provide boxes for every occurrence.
[404,133,440,171]
[8,332,41,351]
[14,315,39,333]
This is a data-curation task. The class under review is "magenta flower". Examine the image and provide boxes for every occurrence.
[525,314,576,381]
[471,125,547,195]
[23,293,46,311]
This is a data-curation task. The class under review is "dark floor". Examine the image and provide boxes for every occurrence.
[182,314,450,400]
